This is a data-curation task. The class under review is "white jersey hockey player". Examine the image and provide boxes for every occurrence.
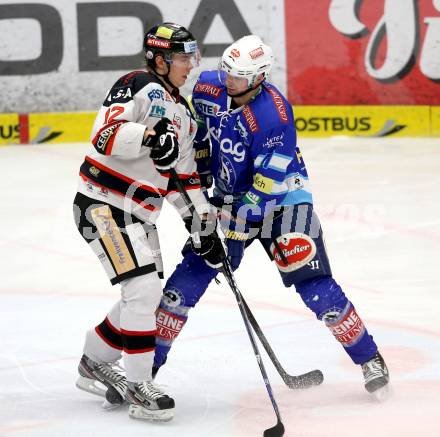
[73,22,225,422]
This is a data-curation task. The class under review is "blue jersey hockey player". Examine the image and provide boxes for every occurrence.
[153,35,390,397]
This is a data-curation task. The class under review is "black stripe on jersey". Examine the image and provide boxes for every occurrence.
[95,318,123,350]
[121,330,156,354]
[166,172,201,192]
[103,71,163,107]
[80,158,163,202]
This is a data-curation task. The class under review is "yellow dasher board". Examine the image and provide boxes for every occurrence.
[1,106,440,146]
[293,106,433,138]
[0,112,95,145]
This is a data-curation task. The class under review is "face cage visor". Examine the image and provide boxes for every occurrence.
[162,40,201,68]
[217,61,255,89]
[164,49,201,68]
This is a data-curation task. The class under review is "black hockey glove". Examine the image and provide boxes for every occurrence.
[143,118,180,172]
[184,217,227,269]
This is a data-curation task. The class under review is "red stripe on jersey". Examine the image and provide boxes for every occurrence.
[120,328,157,336]
[95,326,123,350]
[123,347,155,354]
[19,113,29,144]
[79,172,158,211]
[85,156,167,196]
[91,120,126,156]
[105,316,121,334]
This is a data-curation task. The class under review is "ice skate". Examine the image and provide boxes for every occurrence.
[76,354,127,406]
[126,380,175,422]
[361,351,390,400]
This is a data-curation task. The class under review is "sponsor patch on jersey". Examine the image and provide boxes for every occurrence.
[94,121,124,153]
[262,132,285,148]
[156,308,186,341]
[243,191,261,205]
[325,304,366,347]
[147,88,172,102]
[270,232,317,273]
[267,87,289,123]
[194,82,222,98]
[194,99,220,116]
[173,114,182,130]
[150,104,166,118]
[249,47,264,59]
[89,166,100,176]
[253,173,274,194]
[291,173,304,190]
[242,105,259,132]
[106,87,133,104]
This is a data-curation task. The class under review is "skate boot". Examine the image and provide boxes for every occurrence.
[76,354,127,406]
[126,380,175,422]
[361,351,390,399]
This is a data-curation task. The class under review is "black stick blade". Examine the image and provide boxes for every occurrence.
[286,369,324,389]
[263,420,285,437]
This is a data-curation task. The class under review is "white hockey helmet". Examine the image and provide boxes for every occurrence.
[219,35,273,87]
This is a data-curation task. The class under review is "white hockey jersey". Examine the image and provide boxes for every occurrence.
[77,70,210,224]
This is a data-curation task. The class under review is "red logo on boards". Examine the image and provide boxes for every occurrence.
[284,0,440,104]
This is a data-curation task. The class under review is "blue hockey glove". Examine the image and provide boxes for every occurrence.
[224,238,246,270]
[219,211,250,271]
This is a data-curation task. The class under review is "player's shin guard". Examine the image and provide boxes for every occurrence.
[295,276,377,365]
[153,251,218,371]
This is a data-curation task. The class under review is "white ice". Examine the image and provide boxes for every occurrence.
[0,138,439,437]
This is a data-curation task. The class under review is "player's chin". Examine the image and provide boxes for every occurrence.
[227,88,240,97]
[177,76,188,86]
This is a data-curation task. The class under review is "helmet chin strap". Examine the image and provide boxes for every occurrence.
[227,82,261,98]
[152,59,180,100]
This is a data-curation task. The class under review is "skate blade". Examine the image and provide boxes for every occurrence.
[76,376,106,398]
[102,399,124,410]
[128,404,174,422]
[372,383,391,402]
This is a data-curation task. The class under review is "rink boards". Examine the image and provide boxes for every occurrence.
[1,106,440,145]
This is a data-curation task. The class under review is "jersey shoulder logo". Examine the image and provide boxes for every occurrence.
[266,86,289,123]
[194,82,222,98]
[242,105,259,133]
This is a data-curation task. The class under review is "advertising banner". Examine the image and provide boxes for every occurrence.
[0,0,286,112]
[285,0,440,105]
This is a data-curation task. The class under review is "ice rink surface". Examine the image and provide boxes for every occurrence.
[0,137,439,437]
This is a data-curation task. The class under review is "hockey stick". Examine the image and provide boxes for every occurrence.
[221,257,285,437]
[170,169,284,436]
[240,296,324,389]
[169,169,323,389]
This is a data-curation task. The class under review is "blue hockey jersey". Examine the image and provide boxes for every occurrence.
[192,70,312,222]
